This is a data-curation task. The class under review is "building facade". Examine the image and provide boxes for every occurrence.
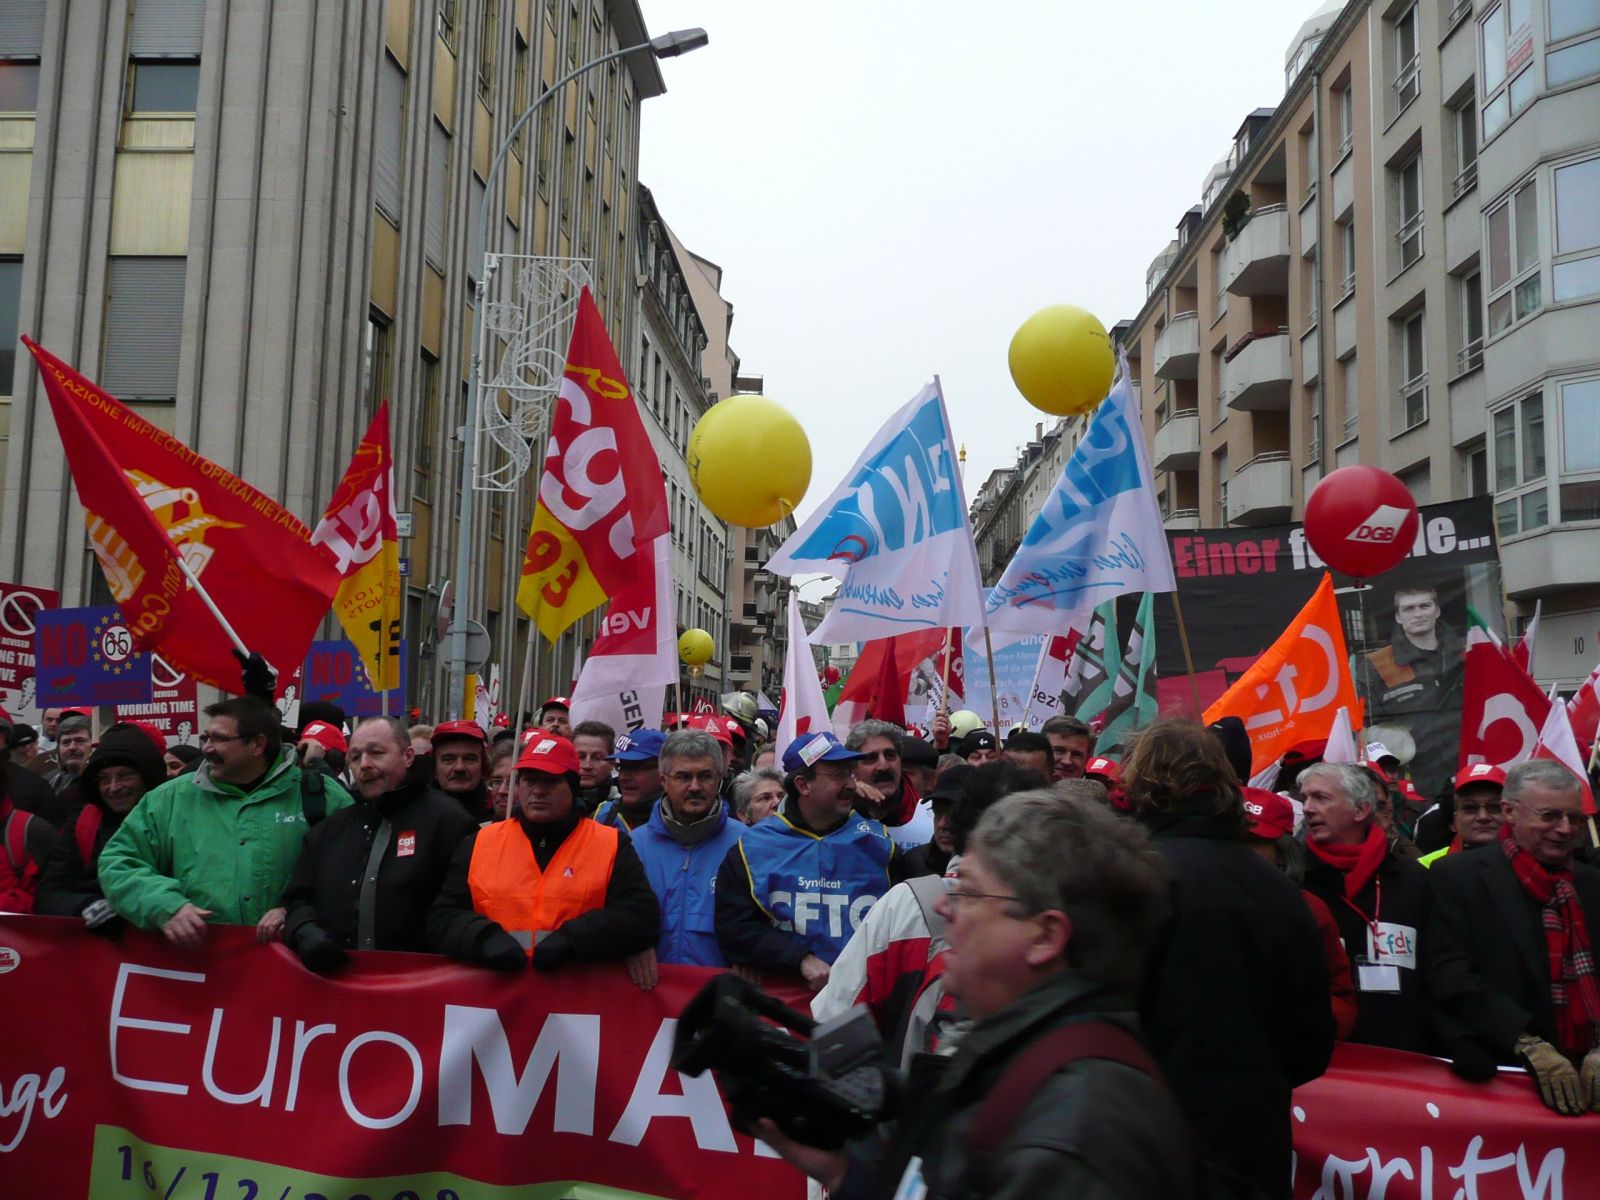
[970,416,1089,587]
[1120,0,1600,690]
[0,0,693,718]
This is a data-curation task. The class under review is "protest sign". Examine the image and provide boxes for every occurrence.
[115,655,201,746]
[0,580,58,723]
[34,605,153,707]
[303,638,409,717]
[961,634,1047,731]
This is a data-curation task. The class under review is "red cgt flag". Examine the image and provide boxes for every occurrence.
[24,337,340,695]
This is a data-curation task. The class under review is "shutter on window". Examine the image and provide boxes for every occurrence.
[0,1,46,55]
[129,0,205,56]
[103,258,186,400]
[374,55,404,224]
[425,122,448,268]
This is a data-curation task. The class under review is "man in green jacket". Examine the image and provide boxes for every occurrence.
[99,696,352,949]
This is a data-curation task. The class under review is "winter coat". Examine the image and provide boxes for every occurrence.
[0,797,57,913]
[35,724,167,919]
[1139,809,1335,1200]
[835,970,1194,1200]
[628,798,745,967]
[8,764,69,829]
[280,760,480,955]
[99,747,353,929]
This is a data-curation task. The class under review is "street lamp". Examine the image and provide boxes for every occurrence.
[445,27,710,720]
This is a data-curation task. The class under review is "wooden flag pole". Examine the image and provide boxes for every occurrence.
[982,624,1002,734]
[1168,589,1203,717]
[1587,736,1600,849]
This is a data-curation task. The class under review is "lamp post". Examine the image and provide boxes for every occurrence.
[445,27,710,720]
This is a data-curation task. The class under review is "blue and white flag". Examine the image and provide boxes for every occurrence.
[984,365,1175,634]
[768,381,985,644]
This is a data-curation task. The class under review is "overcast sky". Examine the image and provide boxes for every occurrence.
[637,0,1323,540]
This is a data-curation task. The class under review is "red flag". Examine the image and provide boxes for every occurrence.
[1531,696,1597,816]
[831,629,949,732]
[868,636,907,727]
[1511,601,1540,672]
[1458,625,1551,771]
[1568,660,1600,753]
[24,337,340,695]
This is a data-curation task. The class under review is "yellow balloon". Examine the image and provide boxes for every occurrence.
[688,395,812,528]
[1007,304,1115,416]
[678,628,714,666]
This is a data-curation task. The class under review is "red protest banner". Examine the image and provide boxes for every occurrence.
[0,918,805,1198]
[0,579,59,722]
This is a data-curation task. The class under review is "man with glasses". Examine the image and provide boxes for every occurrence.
[715,731,896,992]
[1427,760,1600,1113]
[99,696,353,949]
[1419,764,1508,867]
[624,730,745,983]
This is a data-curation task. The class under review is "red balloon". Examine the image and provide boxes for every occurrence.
[1303,466,1420,578]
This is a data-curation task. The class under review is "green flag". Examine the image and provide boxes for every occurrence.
[1069,600,1121,722]
[1097,592,1158,757]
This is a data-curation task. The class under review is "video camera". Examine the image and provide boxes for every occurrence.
[672,973,900,1149]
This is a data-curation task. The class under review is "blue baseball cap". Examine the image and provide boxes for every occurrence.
[609,729,667,762]
[781,731,866,774]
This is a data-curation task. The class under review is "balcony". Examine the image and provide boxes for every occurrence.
[1163,508,1201,531]
[1153,410,1200,471]
[1153,311,1200,380]
[1501,527,1600,599]
[1226,453,1293,525]
[1222,206,1291,296]
[1222,332,1292,411]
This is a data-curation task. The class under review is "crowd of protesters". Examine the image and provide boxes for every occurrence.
[3,686,1599,1198]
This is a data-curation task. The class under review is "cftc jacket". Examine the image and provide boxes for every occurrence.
[628,797,746,967]
[99,748,353,929]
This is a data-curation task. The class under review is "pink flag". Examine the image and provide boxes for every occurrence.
[1567,660,1600,753]
[1529,694,1597,816]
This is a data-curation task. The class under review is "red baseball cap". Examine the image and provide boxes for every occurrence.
[540,696,571,712]
[688,713,734,748]
[1242,787,1295,839]
[1283,739,1326,764]
[1084,756,1120,782]
[299,720,348,754]
[515,733,580,775]
[432,719,488,747]
[1454,763,1507,791]
[491,713,511,728]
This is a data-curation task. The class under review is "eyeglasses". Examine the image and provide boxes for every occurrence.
[666,770,718,787]
[1455,801,1502,816]
[1511,802,1581,828]
[198,732,246,745]
[941,878,1024,911]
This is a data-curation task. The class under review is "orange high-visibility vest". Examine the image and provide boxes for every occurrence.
[466,818,618,953]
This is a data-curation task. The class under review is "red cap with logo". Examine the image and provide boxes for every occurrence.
[491,713,511,729]
[1084,756,1121,782]
[515,733,580,775]
[432,719,488,747]
[687,713,734,748]
[300,720,348,754]
[540,696,571,713]
[1454,762,1507,791]
[1242,787,1295,839]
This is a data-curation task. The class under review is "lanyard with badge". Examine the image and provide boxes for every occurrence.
[1342,878,1417,994]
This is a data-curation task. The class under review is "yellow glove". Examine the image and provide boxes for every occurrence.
[1517,1035,1585,1115]
[1581,1047,1600,1113]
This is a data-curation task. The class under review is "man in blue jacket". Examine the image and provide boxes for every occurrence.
[715,731,896,993]
[625,729,745,988]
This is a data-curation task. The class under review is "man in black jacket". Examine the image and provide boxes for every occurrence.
[280,716,480,971]
[1427,760,1600,1113]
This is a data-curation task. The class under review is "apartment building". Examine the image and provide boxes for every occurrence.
[0,0,689,716]
[970,416,1086,586]
[1120,0,1600,689]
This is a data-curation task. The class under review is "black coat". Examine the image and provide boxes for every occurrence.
[1139,811,1334,1200]
[281,763,480,954]
[1303,844,1433,1052]
[9,764,70,829]
[1427,844,1600,1061]
[425,810,659,967]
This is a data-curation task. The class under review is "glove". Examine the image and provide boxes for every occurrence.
[295,928,349,975]
[231,648,278,704]
[1517,1034,1585,1115]
[1448,1038,1499,1083]
[82,899,118,931]
[1582,1048,1600,1112]
[531,931,575,973]
[479,928,528,971]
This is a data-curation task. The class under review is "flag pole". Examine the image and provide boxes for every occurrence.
[1168,589,1203,716]
[1587,736,1599,849]
[517,631,536,733]
[938,627,953,721]
[982,624,1002,734]
[172,554,250,659]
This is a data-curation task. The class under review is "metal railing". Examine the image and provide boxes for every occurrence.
[1394,57,1420,107]
[1396,210,1425,267]
[1398,375,1429,431]
[1454,161,1478,197]
[1456,338,1483,374]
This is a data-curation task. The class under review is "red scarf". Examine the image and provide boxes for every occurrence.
[1307,823,1389,900]
[1501,825,1600,1061]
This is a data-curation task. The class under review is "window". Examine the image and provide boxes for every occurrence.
[1451,99,1479,196]
[1458,271,1484,372]
[0,258,20,397]
[364,311,393,410]
[1558,376,1600,520]
[1394,5,1421,107]
[102,257,186,401]
[1397,311,1428,431]
[416,352,440,475]
[1339,356,1360,441]
[1492,393,1547,535]
[1486,178,1540,332]
[511,32,529,157]
[438,0,460,49]
[1338,222,1357,296]
[477,0,498,104]
[374,54,406,225]
[1396,155,1424,269]
[1215,448,1230,521]
[127,58,200,113]
[1480,0,1536,138]
[1553,156,1600,301]
[1547,0,1600,85]
[1334,84,1354,158]
[0,59,40,111]
[1468,444,1489,495]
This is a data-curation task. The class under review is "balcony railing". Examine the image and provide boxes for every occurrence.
[1396,210,1424,269]
[1456,338,1484,374]
[1394,57,1420,107]
[1453,161,1478,198]
[1396,374,1429,432]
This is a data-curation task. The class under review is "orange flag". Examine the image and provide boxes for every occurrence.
[1203,573,1363,773]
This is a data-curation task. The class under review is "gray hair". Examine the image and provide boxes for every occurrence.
[1056,778,1110,807]
[936,753,966,775]
[1505,759,1583,803]
[729,767,784,819]
[967,790,1169,989]
[660,729,723,774]
[846,719,903,750]
[1299,762,1377,815]
[57,714,92,737]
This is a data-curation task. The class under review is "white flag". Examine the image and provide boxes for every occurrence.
[776,598,832,763]
[568,534,675,735]
[1324,707,1359,763]
[767,381,985,645]
[985,362,1175,634]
